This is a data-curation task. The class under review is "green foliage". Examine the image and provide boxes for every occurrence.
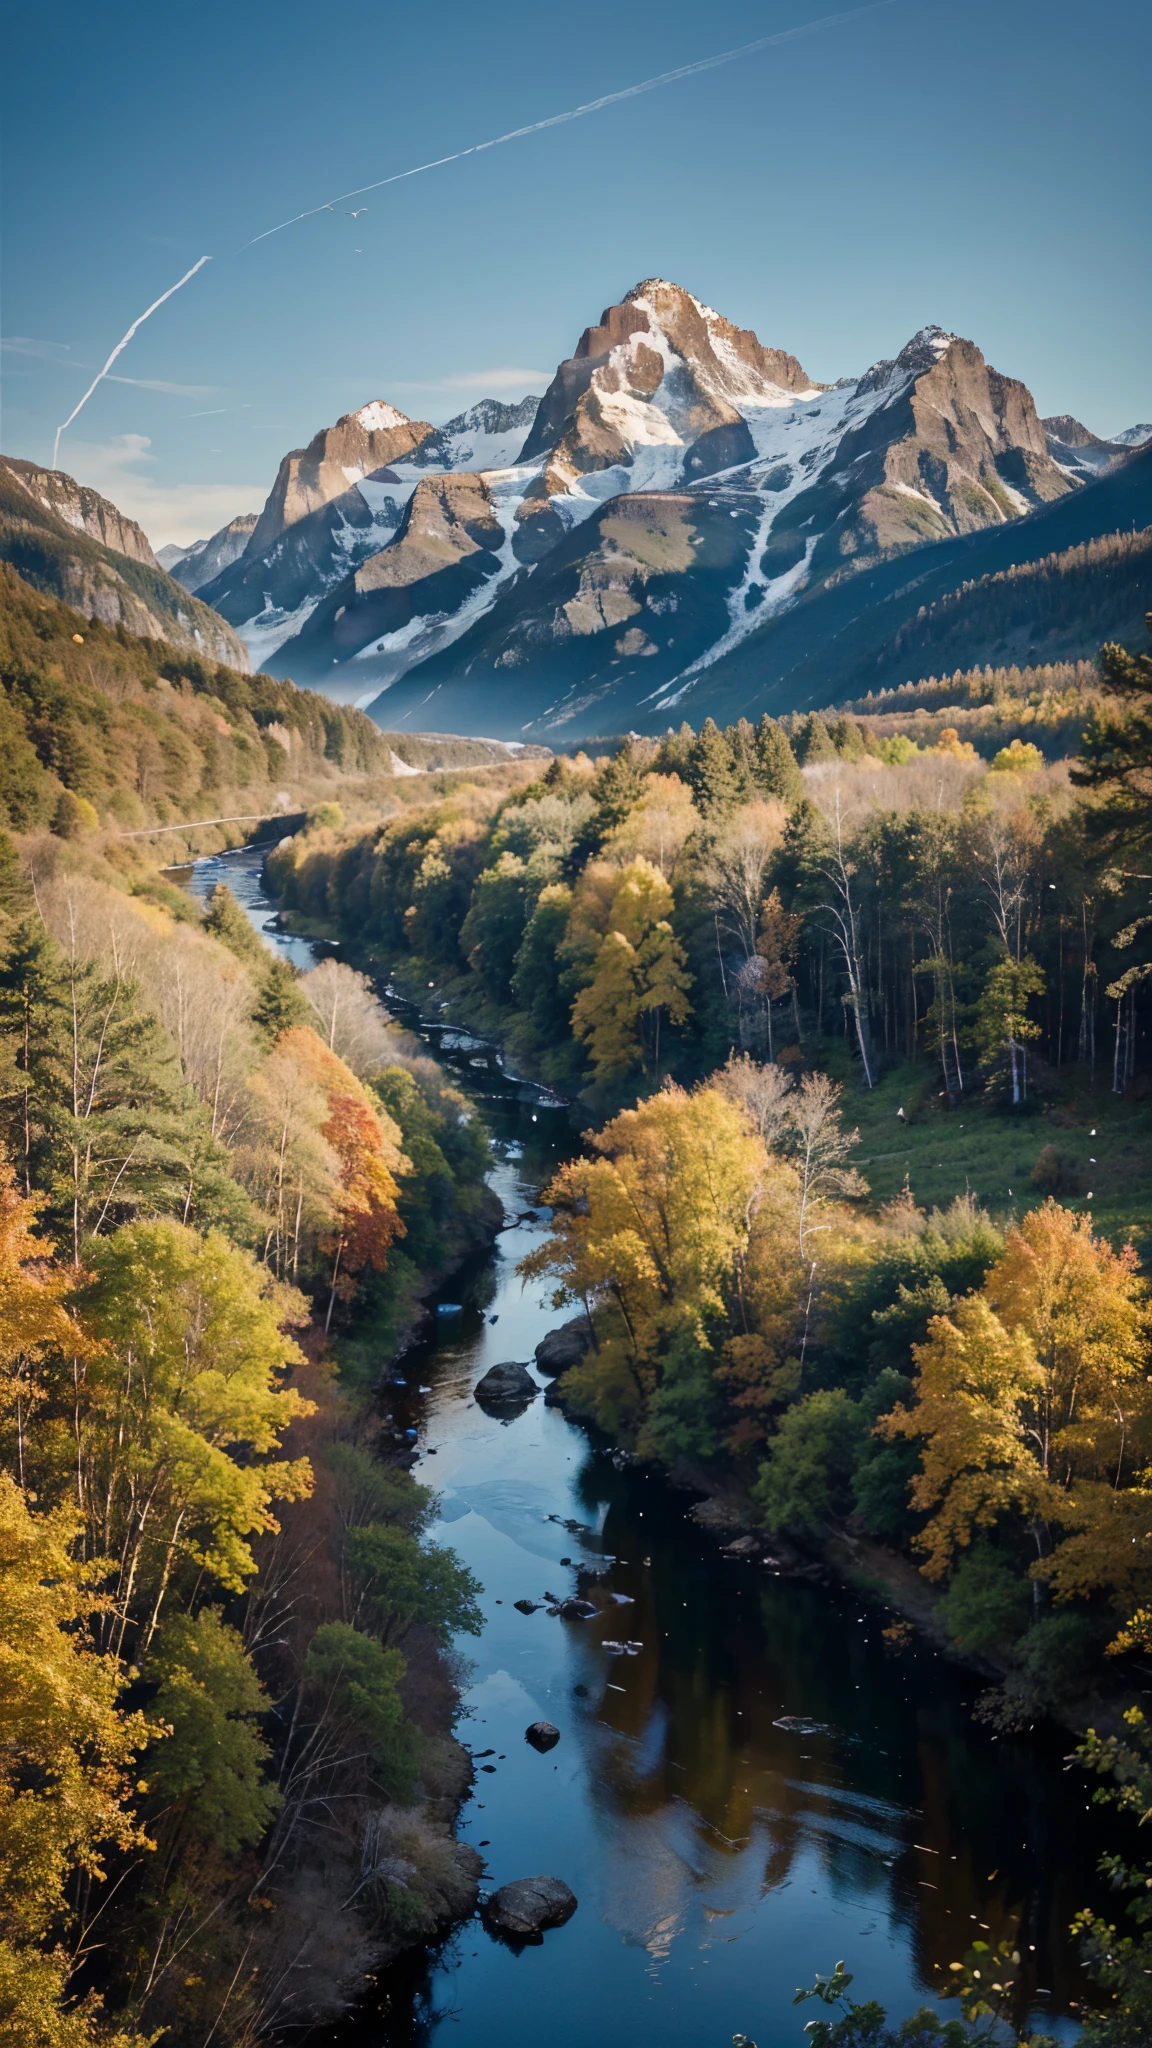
[937,1546,1030,1659]
[0,921,250,1253]
[202,882,266,971]
[144,1610,280,1853]
[754,1389,864,1535]
[302,1622,416,1799]
[459,851,532,1004]
[0,557,388,833]
[345,1523,483,1644]
[252,954,311,1040]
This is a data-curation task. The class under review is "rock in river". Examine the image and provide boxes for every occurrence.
[534,1315,594,1377]
[483,1876,577,1940]
[525,1720,560,1752]
[474,1361,537,1407]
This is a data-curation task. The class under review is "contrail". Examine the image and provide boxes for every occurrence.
[51,256,210,468]
[243,0,899,249]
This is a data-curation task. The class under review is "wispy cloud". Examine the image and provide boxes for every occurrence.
[2,336,74,362]
[63,434,268,550]
[2,338,216,400]
[103,374,219,398]
[392,367,550,393]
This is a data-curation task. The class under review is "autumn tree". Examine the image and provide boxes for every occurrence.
[68,1220,315,1651]
[277,1027,406,1327]
[881,1204,1152,1603]
[522,1084,769,1453]
[570,861,692,1084]
[0,1475,150,2047]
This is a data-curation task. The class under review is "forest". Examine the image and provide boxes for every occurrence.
[4,523,1152,2046]
[0,559,532,2042]
[265,623,1152,2042]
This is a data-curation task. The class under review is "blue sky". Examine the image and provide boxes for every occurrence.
[2,0,1149,545]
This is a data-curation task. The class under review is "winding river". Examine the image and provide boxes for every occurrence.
[185,847,1115,2048]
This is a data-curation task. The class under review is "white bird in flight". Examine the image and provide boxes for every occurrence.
[346,207,367,217]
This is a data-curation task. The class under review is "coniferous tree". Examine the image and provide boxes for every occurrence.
[753,715,804,805]
[202,881,267,971]
[686,718,741,815]
[253,954,312,1041]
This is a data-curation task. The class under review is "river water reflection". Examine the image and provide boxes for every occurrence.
[186,848,1110,2048]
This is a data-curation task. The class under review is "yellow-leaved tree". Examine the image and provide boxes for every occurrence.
[881,1203,1152,1607]
[0,1475,152,2047]
[569,860,691,1084]
[522,1083,776,1456]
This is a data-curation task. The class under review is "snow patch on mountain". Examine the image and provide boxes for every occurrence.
[350,462,540,695]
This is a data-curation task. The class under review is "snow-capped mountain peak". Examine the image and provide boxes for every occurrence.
[352,400,412,433]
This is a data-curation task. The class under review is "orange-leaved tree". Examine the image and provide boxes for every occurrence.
[275,1028,407,1328]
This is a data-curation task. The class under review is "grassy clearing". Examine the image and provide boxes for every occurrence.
[841,1055,1152,1255]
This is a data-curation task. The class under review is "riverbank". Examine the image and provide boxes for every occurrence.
[267,878,1136,1750]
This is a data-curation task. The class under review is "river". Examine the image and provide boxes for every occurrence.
[183,847,1114,2048]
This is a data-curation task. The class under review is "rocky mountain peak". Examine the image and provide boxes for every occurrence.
[515,279,820,556]
[1114,423,1152,448]
[245,401,435,558]
[5,458,159,567]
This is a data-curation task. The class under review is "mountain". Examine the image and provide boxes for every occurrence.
[159,515,260,593]
[168,277,1149,736]
[1114,423,1152,448]
[1041,414,1140,482]
[6,458,161,565]
[0,457,251,669]
[196,397,539,670]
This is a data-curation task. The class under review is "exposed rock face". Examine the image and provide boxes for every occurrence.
[1041,413,1139,482]
[167,514,260,593]
[213,278,1113,728]
[482,1877,577,1940]
[534,1316,594,1377]
[0,457,250,669]
[409,396,540,473]
[5,458,159,565]
[474,1361,537,1407]
[247,400,435,556]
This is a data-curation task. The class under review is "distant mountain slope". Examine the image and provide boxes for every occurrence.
[364,443,1150,736]
[1041,414,1139,482]
[163,514,259,593]
[0,457,251,669]
[0,559,389,836]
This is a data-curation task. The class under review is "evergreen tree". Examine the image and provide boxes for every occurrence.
[253,954,312,1040]
[686,718,741,814]
[0,924,245,1254]
[793,712,837,765]
[590,739,649,837]
[830,716,867,762]
[753,716,804,804]
[202,881,267,971]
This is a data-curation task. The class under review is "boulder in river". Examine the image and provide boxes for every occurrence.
[483,1876,577,1941]
[534,1315,594,1377]
[525,1720,560,1752]
[474,1361,537,1408]
[513,1599,539,1614]
[556,1597,597,1620]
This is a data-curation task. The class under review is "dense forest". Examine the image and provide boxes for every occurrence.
[265,623,1152,2042]
[4,528,1152,2047]
[0,561,526,2043]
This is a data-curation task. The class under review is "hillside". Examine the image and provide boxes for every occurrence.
[0,560,396,839]
[0,455,250,668]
